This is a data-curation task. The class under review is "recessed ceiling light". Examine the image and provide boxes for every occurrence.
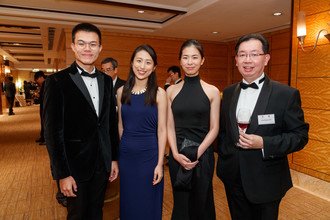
[212,31,219,34]
[138,10,145,14]
[273,12,282,16]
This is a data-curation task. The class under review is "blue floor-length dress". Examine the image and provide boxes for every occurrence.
[119,92,163,220]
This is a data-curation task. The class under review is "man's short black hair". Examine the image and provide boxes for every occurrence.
[101,57,118,69]
[167,65,181,78]
[72,23,102,45]
[235,33,269,54]
[34,71,45,81]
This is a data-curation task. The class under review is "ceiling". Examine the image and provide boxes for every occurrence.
[0,0,292,71]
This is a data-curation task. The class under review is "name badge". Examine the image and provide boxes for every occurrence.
[258,114,275,125]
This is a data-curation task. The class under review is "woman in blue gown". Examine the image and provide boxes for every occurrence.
[117,44,167,220]
[167,39,221,219]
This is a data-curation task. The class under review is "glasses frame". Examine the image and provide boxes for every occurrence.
[75,40,100,50]
[236,53,266,60]
[103,67,114,72]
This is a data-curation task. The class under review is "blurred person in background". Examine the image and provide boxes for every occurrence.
[4,76,16,116]
[164,65,182,90]
[101,57,126,94]
[34,71,46,145]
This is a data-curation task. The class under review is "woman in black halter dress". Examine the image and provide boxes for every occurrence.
[167,39,221,219]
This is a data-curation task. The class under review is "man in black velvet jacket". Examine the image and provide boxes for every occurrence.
[43,23,119,220]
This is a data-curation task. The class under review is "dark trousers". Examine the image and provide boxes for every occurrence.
[66,166,109,220]
[6,96,15,114]
[224,181,281,220]
[39,107,44,141]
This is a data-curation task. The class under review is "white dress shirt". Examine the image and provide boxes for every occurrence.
[78,67,100,117]
[236,73,265,117]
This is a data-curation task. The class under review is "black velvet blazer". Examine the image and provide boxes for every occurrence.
[43,62,119,181]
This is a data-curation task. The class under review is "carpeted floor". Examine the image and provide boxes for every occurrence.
[0,105,329,220]
[0,105,67,219]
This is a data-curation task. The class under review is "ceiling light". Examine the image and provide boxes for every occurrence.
[138,10,145,14]
[212,31,218,34]
[273,12,282,16]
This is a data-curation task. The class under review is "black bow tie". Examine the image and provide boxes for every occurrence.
[240,77,265,90]
[81,71,99,78]
[76,64,99,78]
[240,82,258,89]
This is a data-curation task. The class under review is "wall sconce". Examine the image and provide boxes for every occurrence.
[297,11,329,52]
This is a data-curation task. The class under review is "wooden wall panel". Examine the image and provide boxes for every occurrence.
[270,48,290,65]
[297,78,330,110]
[64,31,228,91]
[271,31,291,50]
[304,109,330,142]
[204,57,228,68]
[300,12,330,47]
[269,64,290,82]
[300,0,330,14]
[203,43,228,57]
[293,139,330,176]
[298,44,330,77]
[291,0,330,183]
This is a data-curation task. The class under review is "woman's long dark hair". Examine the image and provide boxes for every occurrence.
[121,44,158,105]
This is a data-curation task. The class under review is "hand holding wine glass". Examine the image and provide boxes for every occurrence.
[237,108,251,133]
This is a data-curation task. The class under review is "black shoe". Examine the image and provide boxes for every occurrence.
[8,112,15,116]
[56,192,67,207]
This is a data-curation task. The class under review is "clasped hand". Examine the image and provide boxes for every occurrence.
[175,153,198,170]
[237,131,263,149]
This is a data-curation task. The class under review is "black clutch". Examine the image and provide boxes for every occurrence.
[179,138,200,161]
[174,138,200,190]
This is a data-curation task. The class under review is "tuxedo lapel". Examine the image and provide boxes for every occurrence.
[69,65,96,113]
[229,84,241,142]
[247,76,272,134]
[97,72,104,116]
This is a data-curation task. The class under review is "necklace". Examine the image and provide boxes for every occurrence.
[131,87,147,95]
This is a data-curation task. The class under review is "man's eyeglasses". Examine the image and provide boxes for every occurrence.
[237,53,265,60]
[75,40,100,50]
[103,68,114,72]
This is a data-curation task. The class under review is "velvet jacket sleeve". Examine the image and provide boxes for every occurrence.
[43,75,70,180]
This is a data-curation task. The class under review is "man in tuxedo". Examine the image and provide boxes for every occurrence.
[216,33,309,220]
[101,57,126,93]
[43,23,119,220]
[164,65,182,90]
